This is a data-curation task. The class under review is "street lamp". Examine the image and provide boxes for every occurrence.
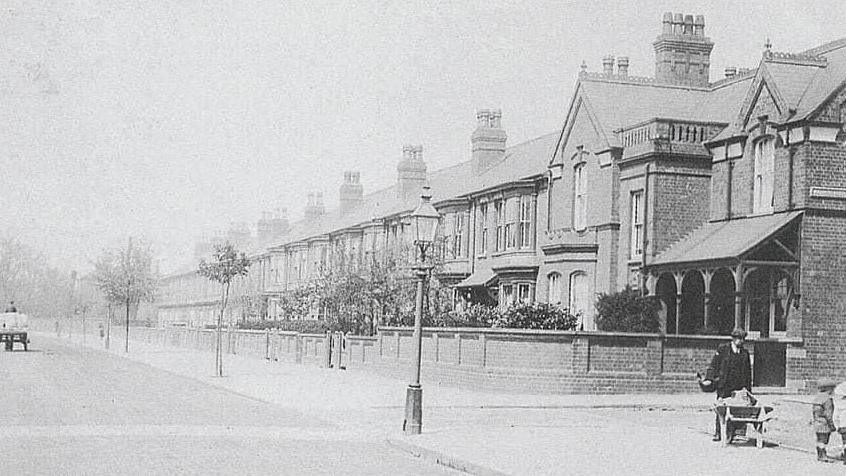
[403,186,440,436]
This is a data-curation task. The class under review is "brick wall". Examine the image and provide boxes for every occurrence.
[89,324,797,394]
[650,166,711,255]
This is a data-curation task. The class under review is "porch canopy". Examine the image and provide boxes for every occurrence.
[456,268,497,288]
[645,211,802,336]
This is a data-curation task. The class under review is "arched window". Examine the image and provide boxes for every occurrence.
[547,272,562,305]
[753,138,774,214]
[573,163,587,230]
[568,272,591,329]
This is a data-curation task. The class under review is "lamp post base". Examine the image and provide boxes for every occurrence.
[403,384,422,435]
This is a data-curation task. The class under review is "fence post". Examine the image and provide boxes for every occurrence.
[322,331,332,368]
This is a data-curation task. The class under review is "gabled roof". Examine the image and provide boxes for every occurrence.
[648,211,802,267]
[555,72,754,158]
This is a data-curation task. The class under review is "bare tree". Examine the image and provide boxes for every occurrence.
[93,238,158,352]
[197,242,251,377]
[0,235,74,320]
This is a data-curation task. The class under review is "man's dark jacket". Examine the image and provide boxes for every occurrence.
[706,342,752,398]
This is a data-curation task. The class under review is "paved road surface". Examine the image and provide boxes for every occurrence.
[0,340,453,475]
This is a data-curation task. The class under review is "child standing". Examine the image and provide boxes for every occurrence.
[833,381,846,464]
[813,378,838,463]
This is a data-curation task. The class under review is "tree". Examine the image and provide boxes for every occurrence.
[0,235,75,320]
[93,238,158,352]
[197,242,251,377]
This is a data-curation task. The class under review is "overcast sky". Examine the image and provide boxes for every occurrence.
[2,0,844,274]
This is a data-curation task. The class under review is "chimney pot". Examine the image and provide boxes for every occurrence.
[602,55,615,75]
[683,15,694,35]
[617,56,629,77]
[673,13,683,34]
[490,109,502,128]
[694,15,705,35]
[476,109,491,128]
[662,12,673,34]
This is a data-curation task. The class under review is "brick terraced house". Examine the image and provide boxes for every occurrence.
[155,12,846,390]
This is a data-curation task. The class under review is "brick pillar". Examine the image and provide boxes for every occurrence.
[572,335,590,373]
[455,333,462,365]
[295,334,303,364]
[645,337,663,376]
[479,333,487,367]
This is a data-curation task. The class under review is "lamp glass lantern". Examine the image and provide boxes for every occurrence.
[410,187,440,253]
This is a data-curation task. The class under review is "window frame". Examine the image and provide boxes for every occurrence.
[505,197,518,249]
[630,190,644,259]
[478,202,488,255]
[573,163,587,231]
[568,271,590,329]
[519,195,532,248]
[453,211,464,258]
[752,138,775,215]
[495,199,505,251]
[547,272,562,305]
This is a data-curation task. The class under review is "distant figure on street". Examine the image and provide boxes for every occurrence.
[701,328,752,441]
[99,323,105,340]
[5,301,17,313]
[813,378,838,463]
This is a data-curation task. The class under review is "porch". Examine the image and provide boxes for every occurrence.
[644,211,803,387]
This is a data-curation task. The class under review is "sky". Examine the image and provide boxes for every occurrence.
[2,0,844,274]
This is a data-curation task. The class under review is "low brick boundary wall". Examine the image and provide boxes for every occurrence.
[33,318,778,394]
[344,328,730,394]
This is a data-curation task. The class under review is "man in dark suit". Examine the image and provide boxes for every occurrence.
[701,328,752,441]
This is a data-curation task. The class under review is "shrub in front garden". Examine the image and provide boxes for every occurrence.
[238,319,330,334]
[594,286,661,333]
[430,303,499,328]
[492,302,579,330]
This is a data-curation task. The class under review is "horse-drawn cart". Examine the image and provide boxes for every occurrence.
[0,312,29,351]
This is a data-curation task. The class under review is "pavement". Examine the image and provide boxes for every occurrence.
[30,330,844,475]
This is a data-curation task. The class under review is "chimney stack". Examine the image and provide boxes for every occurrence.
[227,221,251,248]
[397,145,427,202]
[471,108,507,176]
[304,192,325,221]
[654,12,714,86]
[617,56,629,77]
[257,212,273,245]
[270,208,289,239]
[602,55,615,75]
[339,171,364,213]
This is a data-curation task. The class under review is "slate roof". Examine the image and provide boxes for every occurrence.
[793,39,846,120]
[267,132,559,249]
[648,211,802,267]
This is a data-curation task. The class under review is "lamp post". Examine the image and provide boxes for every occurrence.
[403,186,440,436]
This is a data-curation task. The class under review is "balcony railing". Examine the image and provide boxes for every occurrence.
[619,119,726,160]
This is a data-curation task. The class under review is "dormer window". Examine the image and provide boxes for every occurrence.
[753,138,774,214]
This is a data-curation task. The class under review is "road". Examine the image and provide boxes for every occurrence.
[0,339,454,475]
